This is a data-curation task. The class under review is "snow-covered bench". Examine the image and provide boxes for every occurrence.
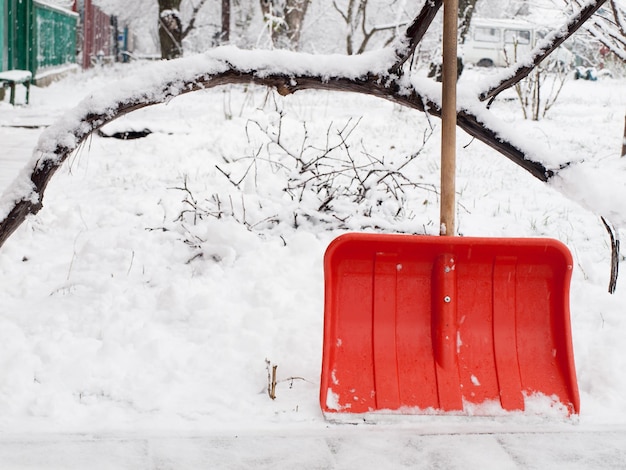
[0,70,32,105]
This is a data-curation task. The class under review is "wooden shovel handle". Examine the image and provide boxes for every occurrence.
[440,0,458,236]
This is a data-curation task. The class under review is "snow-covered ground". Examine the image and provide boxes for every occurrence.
[0,60,625,468]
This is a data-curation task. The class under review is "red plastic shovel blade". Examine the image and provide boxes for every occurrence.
[320,233,580,416]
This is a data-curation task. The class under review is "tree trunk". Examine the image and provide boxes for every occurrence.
[458,0,478,44]
[221,0,231,43]
[284,0,310,47]
[260,0,311,49]
[159,0,183,60]
[429,0,474,81]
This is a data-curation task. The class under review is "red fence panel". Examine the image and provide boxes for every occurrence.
[81,0,113,68]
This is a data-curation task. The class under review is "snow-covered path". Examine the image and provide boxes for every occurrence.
[0,126,41,190]
[1,63,626,468]
[0,86,62,190]
[0,429,625,469]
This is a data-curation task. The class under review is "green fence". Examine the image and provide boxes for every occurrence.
[3,0,77,76]
[6,0,30,71]
[33,1,78,72]
[0,2,5,70]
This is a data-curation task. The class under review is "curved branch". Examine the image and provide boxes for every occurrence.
[0,47,558,250]
[601,216,620,294]
[610,0,626,37]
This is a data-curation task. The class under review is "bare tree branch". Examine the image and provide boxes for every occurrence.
[332,0,350,24]
[0,1,616,252]
[389,0,443,75]
[610,0,626,37]
[601,216,620,294]
[0,49,556,250]
[573,0,626,60]
[586,22,626,61]
[480,0,608,102]
[182,0,210,39]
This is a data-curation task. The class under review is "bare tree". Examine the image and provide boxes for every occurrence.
[159,0,184,59]
[157,0,212,59]
[0,0,615,252]
[428,0,476,80]
[96,0,214,57]
[181,0,212,41]
[458,0,478,44]
[221,0,231,43]
[579,0,626,61]
[259,0,311,49]
[332,0,406,55]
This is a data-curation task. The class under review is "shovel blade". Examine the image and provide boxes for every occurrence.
[320,233,579,417]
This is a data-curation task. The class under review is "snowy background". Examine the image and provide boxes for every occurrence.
[0,58,625,467]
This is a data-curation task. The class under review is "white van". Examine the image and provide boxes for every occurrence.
[461,18,573,68]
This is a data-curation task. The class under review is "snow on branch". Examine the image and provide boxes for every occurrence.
[610,0,626,36]
[480,0,608,102]
[585,20,626,62]
[389,0,442,74]
[1,1,625,251]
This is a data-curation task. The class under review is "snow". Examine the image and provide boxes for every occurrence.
[209,45,399,78]
[0,71,33,82]
[0,56,626,467]
[0,46,403,223]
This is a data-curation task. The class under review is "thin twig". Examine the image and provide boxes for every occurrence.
[601,216,620,294]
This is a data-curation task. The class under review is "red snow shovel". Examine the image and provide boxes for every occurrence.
[319,0,580,417]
